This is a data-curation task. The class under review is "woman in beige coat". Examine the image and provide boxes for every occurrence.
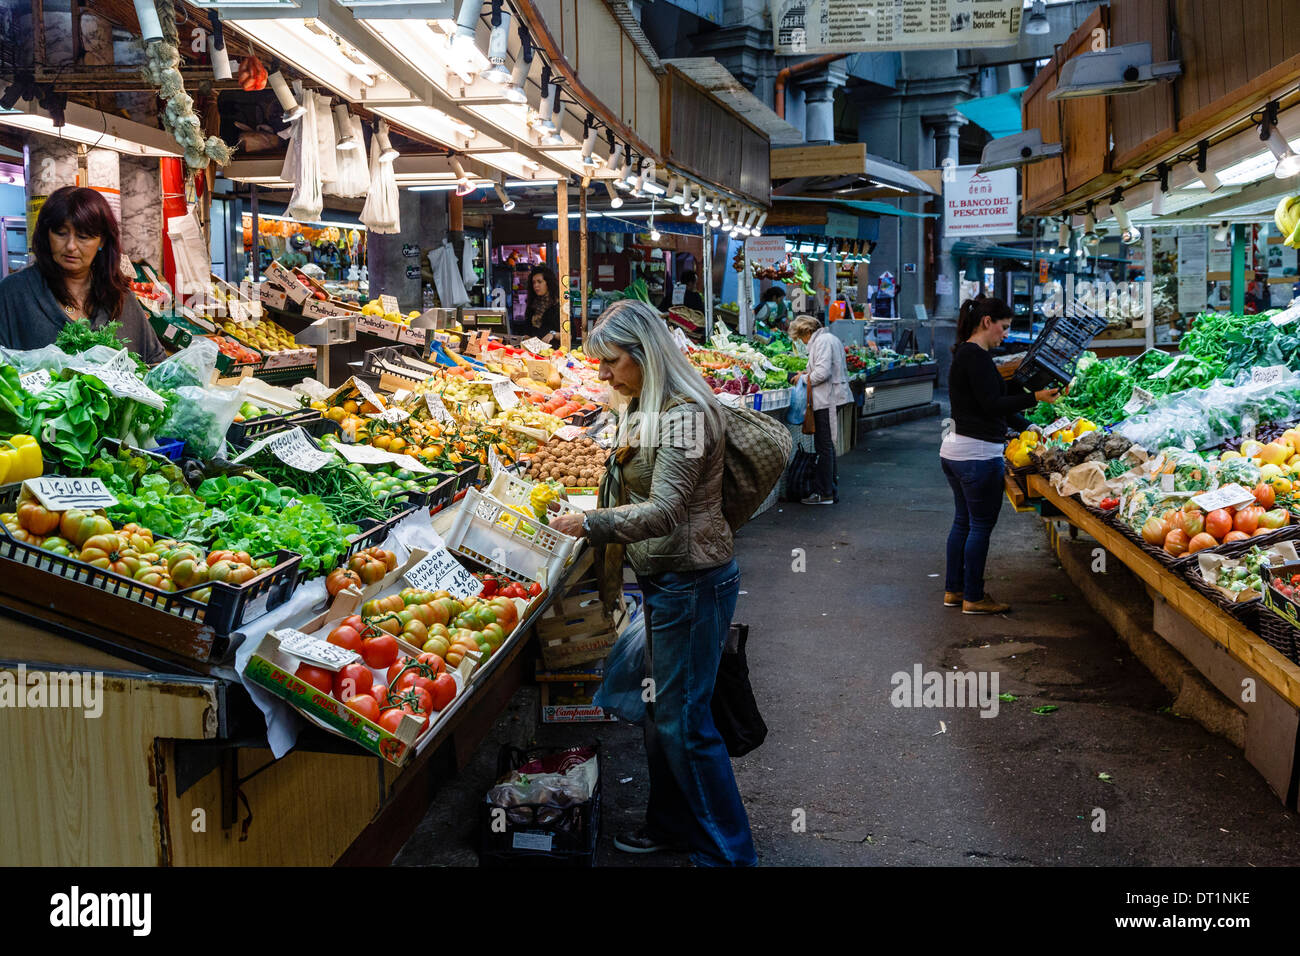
[790,315,852,504]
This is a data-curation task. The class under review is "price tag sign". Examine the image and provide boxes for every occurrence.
[369,407,410,424]
[522,337,550,355]
[328,375,382,410]
[487,445,507,475]
[23,476,117,511]
[403,547,481,600]
[276,628,359,671]
[232,426,336,471]
[1043,417,1072,437]
[1161,473,1175,492]
[1270,298,1300,326]
[425,392,453,423]
[379,294,400,315]
[1151,357,1182,380]
[1192,483,1256,513]
[393,389,412,403]
[87,366,168,411]
[1122,386,1155,416]
[491,379,520,410]
[553,425,585,442]
[1251,365,1291,387]
[331,440,436,474]
[557,364,582,386]
[20,369,52,394]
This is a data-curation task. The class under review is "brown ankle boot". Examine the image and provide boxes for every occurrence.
[944,591,962,607]
[963,594,1011,615]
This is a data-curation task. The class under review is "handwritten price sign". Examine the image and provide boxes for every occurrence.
[403,547,481,600]
[23,476,118,511]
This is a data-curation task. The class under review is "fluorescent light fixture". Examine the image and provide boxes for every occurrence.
[447,0,489,84]
[503,51,530,104]
[977,128,1062,172]
[494,182,516,211]
[0,99,183,157]
[334,104,360,150]
[505,178,560,187]
[580,126,600,167]
[1024,0,1049,36]
[604,181,623,208]
[481,9,512,85]
[1214,220,1231,243]
[243,211,361,230]
[1214,142,1300,187]
[1048,42,1181,100]
[268,70,307,122]
[450,157,474,196]
[543,210,656,219]
[1264,122,1300,179]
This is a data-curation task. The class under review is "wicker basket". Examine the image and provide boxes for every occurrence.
[1255,607,1300,664]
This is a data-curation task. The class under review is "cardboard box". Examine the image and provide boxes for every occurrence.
[303,297,361,320]
[1263,559,1300,630]
[264,260,314,305]
[535,664,616,723]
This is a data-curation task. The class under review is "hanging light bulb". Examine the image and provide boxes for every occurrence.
[376,120,399,163]
[1111,192,1141,245]
[268,71,306,122]
[1194,139,1221,192]
[448,0,490,83]
[1262,107,1300,178]
[604,180,623,209]
[709,195,721,228]
[481,2,512,84]
[543,90,565,145]
[752,210,767,236]
[1214,220,1231,243]
[695,194,708,224]
[451,157,474,197]
[649,201,660,241]
[607,141,625,179]
[580,120,600,168]
[1082,212,1100,250]
[502,35,532,105]
[494,181,516,211]
[334,104,360,150]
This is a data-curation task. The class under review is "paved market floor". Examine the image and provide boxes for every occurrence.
[396,401,1300,866]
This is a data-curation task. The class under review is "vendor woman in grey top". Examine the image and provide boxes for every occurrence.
[0,185,165,363]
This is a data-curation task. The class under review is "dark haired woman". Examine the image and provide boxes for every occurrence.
[520,265,562,343]
[0,185,165,362]
[941,295,1059,615]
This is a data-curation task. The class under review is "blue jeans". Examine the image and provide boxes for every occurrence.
[941,456,1006,603]
[637,559,756,867]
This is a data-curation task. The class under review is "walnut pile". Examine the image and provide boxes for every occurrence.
[526,437,609,487]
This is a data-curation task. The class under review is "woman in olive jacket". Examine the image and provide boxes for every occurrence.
[549,299,755,867]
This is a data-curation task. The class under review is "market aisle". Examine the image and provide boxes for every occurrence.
[398,408,1300,867]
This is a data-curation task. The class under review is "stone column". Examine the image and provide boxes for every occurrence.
[85,148,121,223]
[120,157,164,269]
[803,80,839,144]
[924,113,968,322]
[24,139,77,237]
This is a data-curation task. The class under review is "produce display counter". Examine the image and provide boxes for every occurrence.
[1023,473,1300,809]
[0,515,590,866]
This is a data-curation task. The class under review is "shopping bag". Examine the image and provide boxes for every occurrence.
[786,377,807,425]
[711,624,767,758]
[590,607,646,725]
[784,447,819,502]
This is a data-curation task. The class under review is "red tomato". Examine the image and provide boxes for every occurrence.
[371,682,389,707]
[528,582,542,596]
[417,652,446,676]
[342,614,365,632]
[1235,506,1265,535]
[379,707,427,736]
[332,662,373,701]
[294,663,334,694]
[345,694,380,723]
[1223,530,1251,542]
[1163,528,1190,557]
[361,634,399,669]
[387,656,413,685]
[326,625,363,653]
[429,672,457,711]
[1187,532,1218,554]
[1205,509,1233,541]
[1254,482,1276,509]
[391,683,432,715]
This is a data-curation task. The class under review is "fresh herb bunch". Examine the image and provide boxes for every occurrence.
[55,318,149,376]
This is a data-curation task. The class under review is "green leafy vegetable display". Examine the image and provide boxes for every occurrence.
[55,318,148,376]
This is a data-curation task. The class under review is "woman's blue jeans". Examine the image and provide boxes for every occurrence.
[940,456,1007,603]
[637,559,757,867]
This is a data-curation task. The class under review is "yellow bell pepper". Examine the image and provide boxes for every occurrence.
[1058,429,1075,444]
[1075,419,1097,434]
[0,434,42,485]
[1019,430,1038,445]
[1012,448,1032,469]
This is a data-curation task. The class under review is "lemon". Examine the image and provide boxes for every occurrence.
[1220,450,1242,461]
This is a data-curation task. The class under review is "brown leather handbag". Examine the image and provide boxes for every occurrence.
[802,378,816,435]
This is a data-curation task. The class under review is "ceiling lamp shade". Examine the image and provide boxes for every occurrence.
[481,7,512,85]
[447,0,489,84]
[977,128,1062,172]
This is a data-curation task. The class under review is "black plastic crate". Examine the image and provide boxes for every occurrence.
[564,407,602,427]
[226,411,339,451]
[479,743,601,867]
[1013,310,1109,391]
[341,504,420,563]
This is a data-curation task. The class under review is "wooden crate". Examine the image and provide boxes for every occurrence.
[535,549,630,669]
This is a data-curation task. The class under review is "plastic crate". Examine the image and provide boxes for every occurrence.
[484,469,584,521]
[226,409,334,450]
[443,487,578,588]
[1013,310,1109,391]
[0,510,301,660]
[361,343,430,378]
[340,504,419,565]
[151,437,186,461]
[478,743,601,867]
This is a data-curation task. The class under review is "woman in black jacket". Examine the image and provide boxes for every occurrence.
[940,296,1060,615]
[520,265,562,342]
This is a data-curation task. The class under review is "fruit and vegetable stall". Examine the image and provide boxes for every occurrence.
[1005,307,1300,811]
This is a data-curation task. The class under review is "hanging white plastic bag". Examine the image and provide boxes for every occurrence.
[462,236,478,288]
[167,209,211,300]
[330,113,370,199]
[313,92,338,188]
[359,130,400,234]
[427,240,469,307]
[284,80,322,222]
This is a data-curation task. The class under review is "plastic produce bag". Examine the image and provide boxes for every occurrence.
[155,384,242,459]
[427,239,469,307]
[331,114,370,199]
[282,79,323,222]
[591,607,646,725]
[359,129,399,233]
[1117,372,1300,452]
[787,376,807,424]
[167,210,212,299]
[312,93,339,189]
[145,336,219,393]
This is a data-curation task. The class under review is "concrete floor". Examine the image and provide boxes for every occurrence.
[395,405,1300,867]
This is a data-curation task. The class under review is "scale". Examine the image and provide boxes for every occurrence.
[294,315,356,388]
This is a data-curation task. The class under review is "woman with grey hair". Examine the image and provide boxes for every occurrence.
[549,299,756,867]
[789,314,851,504]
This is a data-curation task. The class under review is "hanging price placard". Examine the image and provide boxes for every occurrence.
[403,547,481,600]
[1251,365,1291,387]
[370,407,410,424]
[491,379,520,410]
[331,440,436,474]
[522,337,550,355]
[276,628,359,671]
[1043,417,1072,437]
[1122,387,1155,416]
[1192,483,1256,513]
[553,425,585,442]
[19,369,52,394]
[425,392,453,423]
[379,294,400,315]
[23,476,117,511]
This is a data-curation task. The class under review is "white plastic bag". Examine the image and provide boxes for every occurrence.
[427,240,469,307]
[167,209,211,300]
[359,132,400,233]
[330,114,370,199]
[283,80,322,222]
[313,92,338,188]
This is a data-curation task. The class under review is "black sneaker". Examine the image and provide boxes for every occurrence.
[613,826,688,854]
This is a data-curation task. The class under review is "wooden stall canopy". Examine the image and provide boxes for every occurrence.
[1022,0,1300,216]
[524,0,663,161]
[662,66,771,206]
